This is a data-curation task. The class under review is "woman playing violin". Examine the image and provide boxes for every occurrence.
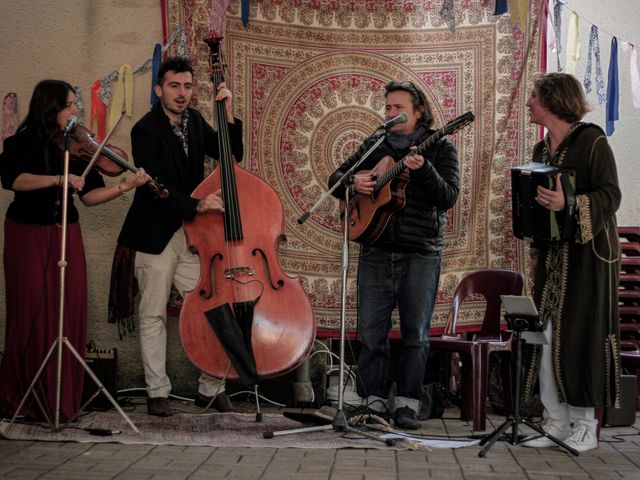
[0,79,147,421]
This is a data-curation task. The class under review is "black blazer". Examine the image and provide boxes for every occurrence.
[117,103,243,254]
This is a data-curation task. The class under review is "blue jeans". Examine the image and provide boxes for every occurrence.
[356,246,441,411]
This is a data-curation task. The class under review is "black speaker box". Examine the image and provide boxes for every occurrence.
[81,348,118,411]
[603,374,637,427]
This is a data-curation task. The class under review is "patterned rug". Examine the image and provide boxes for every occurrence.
[0,411,396,449]
[163,0,543,334]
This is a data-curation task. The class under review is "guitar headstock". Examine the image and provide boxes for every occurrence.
[442,111,475,136]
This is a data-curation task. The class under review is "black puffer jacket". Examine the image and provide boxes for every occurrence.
[328,129,459,253]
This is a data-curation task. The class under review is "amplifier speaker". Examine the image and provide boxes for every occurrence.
[603,374,637,427]
[81,348,118,411]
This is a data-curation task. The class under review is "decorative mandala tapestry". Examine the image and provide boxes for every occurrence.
[164,0,543,335]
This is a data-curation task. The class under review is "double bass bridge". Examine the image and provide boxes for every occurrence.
[224,266,255,279]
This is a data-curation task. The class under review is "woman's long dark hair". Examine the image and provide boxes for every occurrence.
[17,79,75,150]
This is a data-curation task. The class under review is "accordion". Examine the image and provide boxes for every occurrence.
[511,162,576,242]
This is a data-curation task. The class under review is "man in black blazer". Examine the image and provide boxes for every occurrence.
[117,56,243,416]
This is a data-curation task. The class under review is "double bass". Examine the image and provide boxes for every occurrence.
[179,33,315,383]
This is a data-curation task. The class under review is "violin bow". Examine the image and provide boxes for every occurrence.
[79,112,125,180]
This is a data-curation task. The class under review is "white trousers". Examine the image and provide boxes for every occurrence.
[135,228,224,398]
[539,322,597,434]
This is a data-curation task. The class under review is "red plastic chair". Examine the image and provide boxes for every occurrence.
[429,269,525,431]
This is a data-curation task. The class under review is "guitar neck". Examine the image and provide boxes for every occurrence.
[373,129,444,193]
[356,111,473,197]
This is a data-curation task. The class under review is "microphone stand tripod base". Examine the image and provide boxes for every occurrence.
[477,320,577,457]
[262,407,395,446]
[332,409,348,429]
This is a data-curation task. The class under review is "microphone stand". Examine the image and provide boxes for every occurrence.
[3,127,139,434]
[264,129,394,445]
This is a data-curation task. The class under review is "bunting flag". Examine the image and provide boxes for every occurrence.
[177,28,189,57]
[91,80,108,141]
[440,0,455,33]
[211,0,233,33]
[606,37,619,136]
[493,0,507,15]
[74,86,85,122]
[622,42,640,109]
[2,92,17,140]
[98,74,117,106]
[565,12,580,74]
[109,65,134,130]
[508,0,527,33]
[151,44,162,106]
[583,26,606,105]
[241,0,250,27]
[552,0,563,71]
[98,26,184,113]
[546,5,556,55]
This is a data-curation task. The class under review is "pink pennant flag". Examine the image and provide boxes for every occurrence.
[210,0,232,34]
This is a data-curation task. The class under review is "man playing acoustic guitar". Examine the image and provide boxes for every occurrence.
[328,80,460,429]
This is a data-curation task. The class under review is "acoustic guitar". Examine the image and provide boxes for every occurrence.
[341,111,474,245]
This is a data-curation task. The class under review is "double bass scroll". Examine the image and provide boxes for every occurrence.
[178,33,316,382]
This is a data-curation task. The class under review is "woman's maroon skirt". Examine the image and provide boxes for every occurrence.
[0,218,88,422]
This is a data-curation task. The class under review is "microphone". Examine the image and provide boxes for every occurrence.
[63,115,78,134]
[378,112,408,130]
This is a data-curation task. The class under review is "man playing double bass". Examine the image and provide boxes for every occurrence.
[116,56,243,416]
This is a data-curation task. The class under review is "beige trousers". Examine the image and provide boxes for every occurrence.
[135,228,225,398]
[539,322,597,433]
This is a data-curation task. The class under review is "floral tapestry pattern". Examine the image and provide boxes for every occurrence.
[164,0,543,334]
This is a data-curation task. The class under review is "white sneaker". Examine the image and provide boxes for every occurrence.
[563,424,598,452]
[522,422,569,448]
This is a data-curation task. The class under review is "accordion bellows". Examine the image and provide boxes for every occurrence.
[511,162,576,242]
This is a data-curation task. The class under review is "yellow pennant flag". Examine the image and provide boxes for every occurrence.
[565,12,581,75]
[109,64,133,130]
[508,0,528,33]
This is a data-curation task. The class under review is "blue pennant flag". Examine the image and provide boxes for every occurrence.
[241,0,250,27]
[606,37,619,136]
[493,0,507,15]
[150,44,161,106]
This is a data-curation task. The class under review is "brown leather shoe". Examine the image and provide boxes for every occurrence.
[194,392,238,412]
[147,396,173,417]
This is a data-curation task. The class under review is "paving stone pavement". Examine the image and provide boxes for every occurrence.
[1,407,638,479]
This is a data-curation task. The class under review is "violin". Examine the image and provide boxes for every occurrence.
[56,124,169,198]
